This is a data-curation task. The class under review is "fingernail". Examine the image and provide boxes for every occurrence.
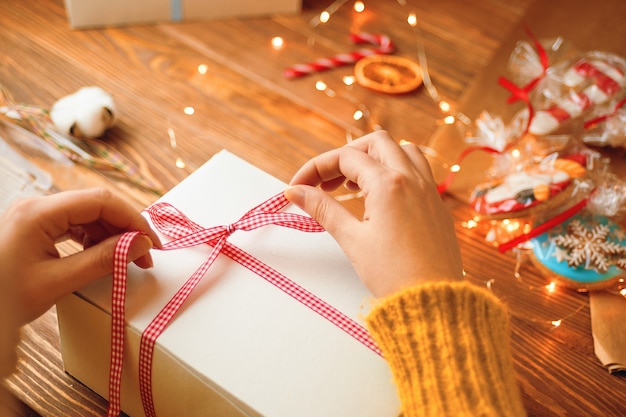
[284,186,305,207]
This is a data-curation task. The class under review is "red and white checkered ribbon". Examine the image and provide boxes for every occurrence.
[284,32,394,79]
[107,192,381,417]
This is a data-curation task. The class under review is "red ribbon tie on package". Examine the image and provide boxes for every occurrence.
[106,192,381,417]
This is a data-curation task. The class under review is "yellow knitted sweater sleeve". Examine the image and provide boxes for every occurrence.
[366,281,526,417]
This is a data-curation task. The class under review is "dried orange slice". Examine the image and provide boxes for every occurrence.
[354,55,422,94]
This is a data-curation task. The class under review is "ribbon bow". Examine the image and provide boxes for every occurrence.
[499,27,550,104]
[107,192,381,417]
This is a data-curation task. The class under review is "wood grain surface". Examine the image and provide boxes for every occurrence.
[2,0,626,416]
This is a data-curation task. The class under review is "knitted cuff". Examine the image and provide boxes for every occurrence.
[366,281,526,417]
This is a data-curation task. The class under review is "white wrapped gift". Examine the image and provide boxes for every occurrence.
[57,150,400,416]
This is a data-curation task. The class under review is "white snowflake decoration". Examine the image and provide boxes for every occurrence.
[552,220,626,273]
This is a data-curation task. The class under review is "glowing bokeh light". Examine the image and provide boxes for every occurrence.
[443,115,455,125]
[407,12,417,26]
[271,36,284,49]
[463,219,478,229]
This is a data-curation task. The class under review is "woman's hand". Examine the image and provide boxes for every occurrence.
[285,131,463,298]
[0,188,161,324]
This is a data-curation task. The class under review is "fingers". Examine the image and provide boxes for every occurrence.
[289,131,434,193]
[72,233,154,278]
[289,132,396,188]
[3,188,160,324]
[399,140,437,185]
[284,184,358,238]
[351,133,436,188]
[58,189,159,270]
[345,131,415,173]
[288,131,462,298]
[37,188,161,248]
[19,233,154,323]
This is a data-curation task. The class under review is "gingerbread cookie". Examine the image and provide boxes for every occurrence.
[529,214,626,290]
[470,156,586,219]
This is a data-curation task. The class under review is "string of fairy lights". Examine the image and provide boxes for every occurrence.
[276,0,468,143]
[166,0,624,329]
[276,0,469,200]
[285,0,626,328]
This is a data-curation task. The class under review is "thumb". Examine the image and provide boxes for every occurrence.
[284,185,356,238]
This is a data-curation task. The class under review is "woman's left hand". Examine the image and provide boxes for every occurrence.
[0,188,161,324]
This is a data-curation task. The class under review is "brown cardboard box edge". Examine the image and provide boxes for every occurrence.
[589,291,626,374]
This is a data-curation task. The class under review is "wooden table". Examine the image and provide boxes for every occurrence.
[2,0,626,415]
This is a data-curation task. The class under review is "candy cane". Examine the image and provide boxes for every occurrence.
[284,32,394,79]
[529,57,626,135]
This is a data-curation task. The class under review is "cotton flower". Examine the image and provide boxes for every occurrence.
[50,86,116,138]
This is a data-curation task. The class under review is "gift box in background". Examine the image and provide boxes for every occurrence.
[56,150,399,417]
[63,0,301,29]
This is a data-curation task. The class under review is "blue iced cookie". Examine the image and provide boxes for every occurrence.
[530,214,626,290]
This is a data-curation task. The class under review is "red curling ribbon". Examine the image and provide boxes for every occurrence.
[497,196,589,253]
[497,74,536,137]
[496,26,548,136]
[500,26,549,105]
[284,32,394,79]
[583,97,626,129]
[106,192,382,417]
[436,145,502,195]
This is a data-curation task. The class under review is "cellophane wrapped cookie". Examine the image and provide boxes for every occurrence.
[524,172,626,291]
[463,34,626,220]
[528,51,626,136]
[450,33,626,297]
[582,99,626,148]
[468,131,595,220]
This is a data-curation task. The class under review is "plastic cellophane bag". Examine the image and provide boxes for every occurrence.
[468,133,597,220]
[463,32,626,221]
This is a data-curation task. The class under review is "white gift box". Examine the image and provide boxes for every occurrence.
[57,150,400,417]
[63,0,301,29]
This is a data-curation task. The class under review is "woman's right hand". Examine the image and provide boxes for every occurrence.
[285,131,464,298]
